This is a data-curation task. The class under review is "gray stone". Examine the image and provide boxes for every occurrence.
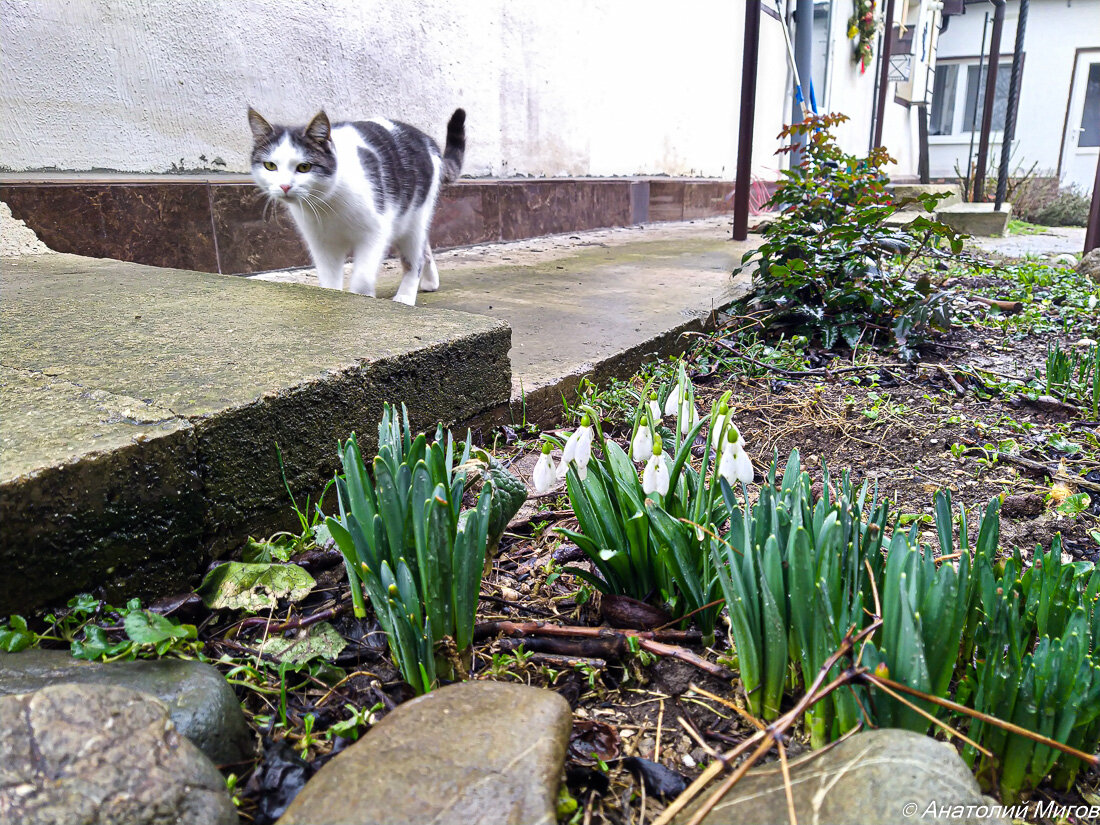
[1077,248,1100,282]
[0,648,252,767]
[277,680,573,825]
[0,252,512,612]
[675,729,1006,825]
[934,203,1012,237]
[0,683,237,825]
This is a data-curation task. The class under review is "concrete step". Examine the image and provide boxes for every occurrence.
[886,183,962,211]
[254,218,754,423]
[934,202,1012,237]
[1,219,753,612]
[0,254,511,613]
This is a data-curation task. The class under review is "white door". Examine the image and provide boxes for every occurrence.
[1062,49,1100,195]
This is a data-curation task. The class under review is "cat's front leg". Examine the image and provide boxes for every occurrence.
[310,246,347,290]
[348,237,387,298]
[419,245,440,293]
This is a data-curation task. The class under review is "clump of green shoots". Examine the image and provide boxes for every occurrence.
[326,404,500,694]
[554,366,749,644]
[1044,340,1100,418]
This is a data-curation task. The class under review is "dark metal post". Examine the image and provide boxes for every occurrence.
[917,103,930,183]
[973,0,1006,202]
[1086,150,1100,254]
[995,0,1028,210]
[872,0,898,148]
[734,0,762,241]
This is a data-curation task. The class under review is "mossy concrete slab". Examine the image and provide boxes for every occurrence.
[257,219,754,424]
[1,253,511,612]
[419,234,749,424]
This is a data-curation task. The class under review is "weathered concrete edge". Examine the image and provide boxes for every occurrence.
[0,324,512,613]
[197,321,514,556]
[501,278,750,427]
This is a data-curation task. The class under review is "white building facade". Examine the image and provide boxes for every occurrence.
[929,0,1100,194]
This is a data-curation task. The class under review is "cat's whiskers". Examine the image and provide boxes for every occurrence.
[261,194,279,224]
[299,192,333,223]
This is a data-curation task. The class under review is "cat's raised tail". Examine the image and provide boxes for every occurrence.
[442,108,466,184]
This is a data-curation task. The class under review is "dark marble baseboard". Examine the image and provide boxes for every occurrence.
[1,175,754,275]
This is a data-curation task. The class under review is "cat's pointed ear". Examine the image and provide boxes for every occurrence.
[306,111,331,144]
[248,108,274,142]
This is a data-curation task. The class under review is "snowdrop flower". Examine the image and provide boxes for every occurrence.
[678,397,700,437]
[532,442,557,493]
[662,384,682,417]
[647,392,662,424]
[711,403,731,448]
[631,415,654,464]
[642,435,670,497]
[557,415,594,480]
[718,427,755,486]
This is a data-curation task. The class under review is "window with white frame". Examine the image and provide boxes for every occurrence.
[930,59,1012,137]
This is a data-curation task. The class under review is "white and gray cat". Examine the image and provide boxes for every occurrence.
[247,107,465,305]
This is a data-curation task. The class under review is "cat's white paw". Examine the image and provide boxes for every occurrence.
[418,282,439,293]
[393,292,417,306]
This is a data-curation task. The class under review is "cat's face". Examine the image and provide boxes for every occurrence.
[247,109,336,203]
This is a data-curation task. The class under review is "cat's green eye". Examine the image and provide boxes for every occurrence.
[262,161,276,171]
[296,162,313,173]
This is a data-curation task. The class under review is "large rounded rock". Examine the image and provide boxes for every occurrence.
[0,683,237,825]
[1078,248,1100,282]
[277,680,573,825]
[0,648,253,766]
[676,729,1006,825]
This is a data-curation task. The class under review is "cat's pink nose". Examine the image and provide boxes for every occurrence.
[280,184,291,193]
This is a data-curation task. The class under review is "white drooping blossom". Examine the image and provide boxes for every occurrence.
[631,415,654,464]
[557,414,594,480]
[642,435,670,497]
[711,403,730,448]
[662,384,682,418]
[532,442,557,493]
[717,427,754,486]
[647,392,662,424]
[678,396,700,437]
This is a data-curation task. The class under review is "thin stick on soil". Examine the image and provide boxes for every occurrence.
[687,684,765,732]
[656,699,665,763]
[866,675,991,757]
[776,737,798,825]
[861,673,1100,768]
[473,620,702,645]
[939,364,967,396]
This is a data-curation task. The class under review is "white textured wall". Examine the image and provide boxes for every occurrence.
[0,0,933,181]
[0,0,757,177]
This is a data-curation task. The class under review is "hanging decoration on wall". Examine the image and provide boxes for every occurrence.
[847,0,879,74]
